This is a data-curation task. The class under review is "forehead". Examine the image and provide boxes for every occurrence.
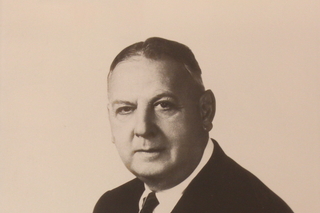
[108,56,193,99]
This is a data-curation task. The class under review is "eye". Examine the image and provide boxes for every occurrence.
[116,106,135,115]
[155,101,174,111]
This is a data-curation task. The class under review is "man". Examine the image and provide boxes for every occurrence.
[94,37,292,213]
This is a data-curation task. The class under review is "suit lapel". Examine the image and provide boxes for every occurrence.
[171,139,227,213]
[123,179,145,213]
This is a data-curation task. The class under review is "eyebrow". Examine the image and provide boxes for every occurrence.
[111,100,135,107]
[151,92,178,101]
[110,92,179,107]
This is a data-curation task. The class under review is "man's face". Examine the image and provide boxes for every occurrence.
[108,56,207,189]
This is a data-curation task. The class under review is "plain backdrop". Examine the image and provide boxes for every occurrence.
[1,1,319,212]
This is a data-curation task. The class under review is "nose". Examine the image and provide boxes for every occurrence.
[134,107,156,138]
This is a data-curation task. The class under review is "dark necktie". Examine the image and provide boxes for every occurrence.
[140,192,159,213]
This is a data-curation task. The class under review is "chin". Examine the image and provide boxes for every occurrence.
[130,165,168,179]
[133,168,165,177]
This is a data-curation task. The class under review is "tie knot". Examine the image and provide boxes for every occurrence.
[140,192,159,213]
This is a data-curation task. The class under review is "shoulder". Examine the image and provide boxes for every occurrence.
[182,140,293,212]
[93,178,144,213]
[218,154,292,212]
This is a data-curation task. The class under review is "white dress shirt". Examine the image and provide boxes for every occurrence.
[139,139,214,213]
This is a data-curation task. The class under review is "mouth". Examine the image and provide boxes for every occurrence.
[134,147,166,159]
[135,148,165,153]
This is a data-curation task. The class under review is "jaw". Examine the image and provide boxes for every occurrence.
[128,152,204,192]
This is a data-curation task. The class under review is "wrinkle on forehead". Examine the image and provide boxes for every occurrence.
[108,56,203,90]
[108,56,202,102]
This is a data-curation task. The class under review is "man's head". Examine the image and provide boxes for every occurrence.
[107,37,215,191]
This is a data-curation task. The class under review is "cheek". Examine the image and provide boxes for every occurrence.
[158,116,189,140]
[111,123,134,160]
[110,118,134,140]
[160,113,201,140]
[114,142,132,167]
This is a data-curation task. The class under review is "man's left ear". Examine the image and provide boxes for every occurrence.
[199,90,216,132]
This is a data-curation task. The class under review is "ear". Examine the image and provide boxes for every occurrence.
[107,104,115,144]
[107,103,112,115]
[111,135,115,144]
[199,90,216,132]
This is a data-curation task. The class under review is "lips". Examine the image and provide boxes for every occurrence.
[135,148,165,153]
[134,148,165,160]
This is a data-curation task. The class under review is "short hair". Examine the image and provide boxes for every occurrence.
[109,37,205,91]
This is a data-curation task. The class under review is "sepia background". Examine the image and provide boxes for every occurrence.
[1,1,319,212]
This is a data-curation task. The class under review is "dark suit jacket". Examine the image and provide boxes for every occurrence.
[94,140,293,213]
